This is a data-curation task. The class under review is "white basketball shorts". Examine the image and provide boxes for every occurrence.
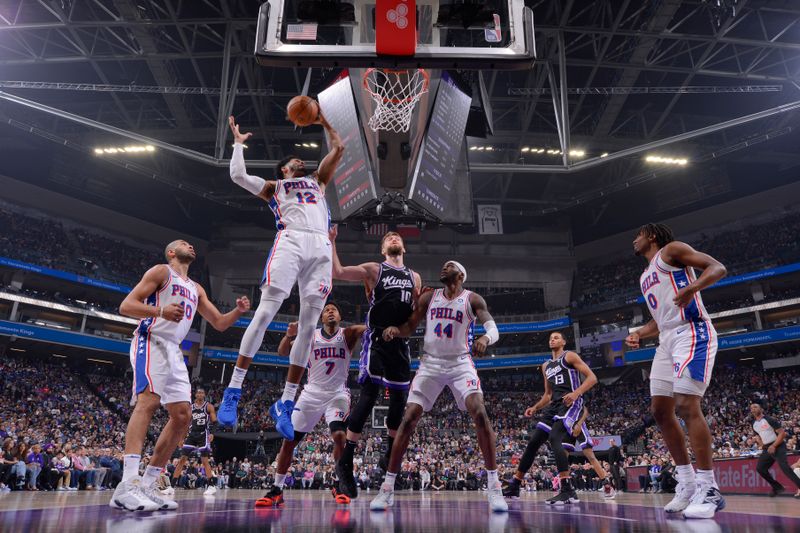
[291,387,350,433]
[260,229,333,301]
[408,354,483,412]
[130,332,191,405]
[650,319,717,397]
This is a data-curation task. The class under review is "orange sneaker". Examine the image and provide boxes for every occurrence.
[331,487,351,505]
[255,486,284,507]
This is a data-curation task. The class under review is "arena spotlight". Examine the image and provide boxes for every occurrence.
[568,150,585,157]
[94,144,155,155]
[645,155,688,166]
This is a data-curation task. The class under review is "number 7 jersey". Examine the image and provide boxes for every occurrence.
[268,176,331,234]
[304,328,352,394]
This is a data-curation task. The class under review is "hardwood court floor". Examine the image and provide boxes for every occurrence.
[1,488,798,532]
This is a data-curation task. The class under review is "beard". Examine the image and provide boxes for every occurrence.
[174,250,195,263]
[439,273,458,284]
[290,164,307,177]
[385,244,404,256]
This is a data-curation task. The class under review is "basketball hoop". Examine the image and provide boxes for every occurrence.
[363,68,430,133]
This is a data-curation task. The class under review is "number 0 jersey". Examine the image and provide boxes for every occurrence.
[639,249,711,332]
[135,265,198,344]
[304,327,352,394]
[268,176,331,234]
[422,288,475,359]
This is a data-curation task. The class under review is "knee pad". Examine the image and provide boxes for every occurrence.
[386,389,407,430]
[329,421,347,434]
[347,381,381,434]
[288,300,325,367]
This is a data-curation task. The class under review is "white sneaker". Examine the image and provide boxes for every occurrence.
[488,483,508,512]
[160,486,175,496]
[664,480,696,513]
[111,479,161,512]
[203,485,217,496]
[140,484,178,511]
[369,484,395,510]
[683,485,725,519]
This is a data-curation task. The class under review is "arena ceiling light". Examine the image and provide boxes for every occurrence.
[293,142,319,148]
[93,145,155,155]
[645,155,688,165]
[569,150,586,157]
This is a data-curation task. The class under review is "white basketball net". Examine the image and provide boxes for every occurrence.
[363,68,429,133]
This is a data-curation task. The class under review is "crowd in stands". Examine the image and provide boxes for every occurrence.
[3,348,799,496]
[573,210,800,311]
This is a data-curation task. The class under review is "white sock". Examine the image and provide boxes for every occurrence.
[384,472,397,489]
[675,464,696,484]
[229,366,247,389]
[122,454,141,482]
[487,469,499,488]
[141,465,162,488]
[281,382,299,404]
[696,469,717,488]
[274,473,286,488]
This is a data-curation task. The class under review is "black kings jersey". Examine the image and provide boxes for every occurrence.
[544,353,581,403]
[189,401,210,436]
[367,263,416,329]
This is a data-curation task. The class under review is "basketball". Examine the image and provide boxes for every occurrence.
[287,95,319,127]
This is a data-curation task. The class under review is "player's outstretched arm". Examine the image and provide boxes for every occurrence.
[524,365,552,417]
[195,285,251,331]
[329,225,378,282]
[277,322,298,356]
[562,352,598,406]
[469,293,499,357]
[344,324,368,352]
[315,111,345,187]
[661,241,727,308]
[228,116,277,201]
[383,290,434,341]
[119,265,182,321]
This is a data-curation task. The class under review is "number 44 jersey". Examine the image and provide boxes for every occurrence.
[422,288,476,359]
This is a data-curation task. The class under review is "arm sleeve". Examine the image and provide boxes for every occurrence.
[765,416,782,430]
[230,143,268,196]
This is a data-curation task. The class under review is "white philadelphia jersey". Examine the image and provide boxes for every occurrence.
[639,250,711,331]
[135,266,198,344]
[304,328,352,394]
[422,289,475,358]
[268,176,331,234]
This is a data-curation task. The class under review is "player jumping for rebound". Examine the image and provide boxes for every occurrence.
[165,387,217,496]
[502,331,597,505]
[255,302,365,507]
[369,260,506,512]
[625,223,727,519]
[219,113,344,441]
[563,407,616,499]
[329,225,421,500]
[112,240,250,512]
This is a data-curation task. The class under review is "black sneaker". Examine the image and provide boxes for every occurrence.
[502,479,521,499]
[546,489,575,505]
[255,486,284,507]
[769,485,785,497]
[335,461,358,499]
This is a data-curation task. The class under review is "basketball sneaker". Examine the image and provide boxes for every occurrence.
[140,484,178,510]
[269,399,295,441]
[331,487,352,505]
[255,486,284,507]
[336,461,358,499]
[369,483,395,510]
[683,485,726,519]
[488,482,509,512]
[546,479,578,505]
[203,485,217,496]
[502,478,521,499]
[218,387,241,427]
[110,478,161,512]
[603,478,616,499]
[160,486,175,496]
[664,480,696,513]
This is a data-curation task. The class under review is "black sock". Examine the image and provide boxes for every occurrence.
[385,436,394,456]
[510,477,520,486]
[561,477,573,491]
[341,440,357,464]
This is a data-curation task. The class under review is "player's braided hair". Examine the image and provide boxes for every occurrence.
[637,223,675,248]
[275,154,300,179]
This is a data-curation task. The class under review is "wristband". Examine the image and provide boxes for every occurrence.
[159,306,164,318]
[483,320,499,345]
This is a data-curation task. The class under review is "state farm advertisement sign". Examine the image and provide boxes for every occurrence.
[627,455,799,494]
